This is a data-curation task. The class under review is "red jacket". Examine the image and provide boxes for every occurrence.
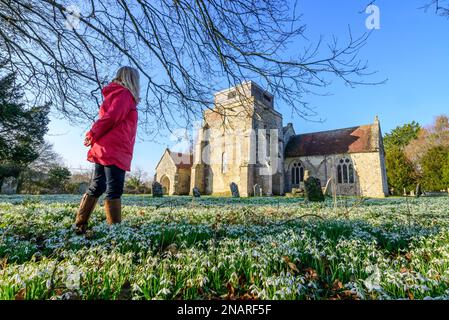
[86,82,138,171]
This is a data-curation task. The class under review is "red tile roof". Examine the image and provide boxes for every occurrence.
[168,150,193,169]
[284,124,379,157]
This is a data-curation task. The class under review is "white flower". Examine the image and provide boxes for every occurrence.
[364,266,381,292]
[65,266,82,291]
[157,288,171,296]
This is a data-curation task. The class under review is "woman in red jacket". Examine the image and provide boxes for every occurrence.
[74,66,139,234]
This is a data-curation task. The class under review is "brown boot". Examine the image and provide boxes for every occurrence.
[75,193,98,234]
[104,198,122,225]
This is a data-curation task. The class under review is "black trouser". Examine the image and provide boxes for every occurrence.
[86,163,126,200]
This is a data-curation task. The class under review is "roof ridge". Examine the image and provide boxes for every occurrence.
[284,123,378,157]
[295,123,374,137]
[167,149,192,156]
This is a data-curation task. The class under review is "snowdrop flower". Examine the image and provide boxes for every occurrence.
[65,266,82,291]
[157,287,171,296]
[364,265,381,292]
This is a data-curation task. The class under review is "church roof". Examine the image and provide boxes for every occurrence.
[284,123,380,157]
[167,149,193,169]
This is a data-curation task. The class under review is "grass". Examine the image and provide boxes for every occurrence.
[0,194,448,300]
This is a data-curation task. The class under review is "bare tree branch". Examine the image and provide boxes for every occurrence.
[0,0,382,138]
[421,0,449,17]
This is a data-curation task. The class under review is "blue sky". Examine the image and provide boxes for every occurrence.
[46,0,449,176]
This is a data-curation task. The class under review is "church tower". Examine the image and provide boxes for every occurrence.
[190,82,284,196]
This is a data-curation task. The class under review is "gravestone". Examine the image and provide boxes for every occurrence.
[323,178,332,196]
[192,187,201,198]
[291,188,304,197]
[304,176,325,202]
[152,181,163,197]
[230,182,240,198]
[78,182,89,194]
[303,170,310,182]
[0,177,18,194]
[415,183,422,198]
[253,184,261,197]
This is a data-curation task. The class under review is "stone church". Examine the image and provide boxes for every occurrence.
[155,81,389,197]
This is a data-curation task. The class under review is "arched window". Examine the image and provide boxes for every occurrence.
[255,129,259,164]
[337,157,355,184]
[266,130,271,158]
[222,152,229,173]
[291,161,304,185]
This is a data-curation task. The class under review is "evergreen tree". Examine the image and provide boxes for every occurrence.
[46,166,71,193]
[420,146,449,191]
[0,68,50,189]
[385,146,417,195]
[384,121,421,150]
[443,153,449,189]
[383,121,421,194]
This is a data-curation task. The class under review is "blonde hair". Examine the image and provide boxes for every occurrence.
[113,66,140,103]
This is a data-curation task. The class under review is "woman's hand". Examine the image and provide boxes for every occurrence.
[84,133,93,147]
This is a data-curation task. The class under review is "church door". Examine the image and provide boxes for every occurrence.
[160,176,171,195]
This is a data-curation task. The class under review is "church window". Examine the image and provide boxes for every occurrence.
[291,161,304,185]
[227,91,236,99]
[255,131,259,164]
[222,152,229,173]
[349,164,354,183]
[266,130,271,158]
[263,93,272,103]
[253,87,262,100]
[337,164,342,184]
[337,157,355,184]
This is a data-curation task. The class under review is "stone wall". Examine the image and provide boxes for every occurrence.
[191,82,285,197]
[154,150,177,195]
[284,152,388,198]
[351,152,388,198]
[250,102,284,196]
[176,168,191,195]
[204,103,252,195]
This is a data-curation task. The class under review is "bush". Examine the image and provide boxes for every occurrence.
[420,146,449,191]
[443,153,449,189]
[304,176,324,202]
[124,174,151,194]
[46,166,71,193]
[19,165,72,194]
[385,146,417,195]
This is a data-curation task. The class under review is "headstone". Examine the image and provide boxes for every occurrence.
[78,182,88,194]
[230,182,240,198]
[304,176,325,202]
[291,188,305,197]
[323,178,332,196]
[0,177,18,194]
[415,183,422,198]
[152,181,163,197]
[304,170,310,182]
[253,184,261,197]
[192,187,201,198]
